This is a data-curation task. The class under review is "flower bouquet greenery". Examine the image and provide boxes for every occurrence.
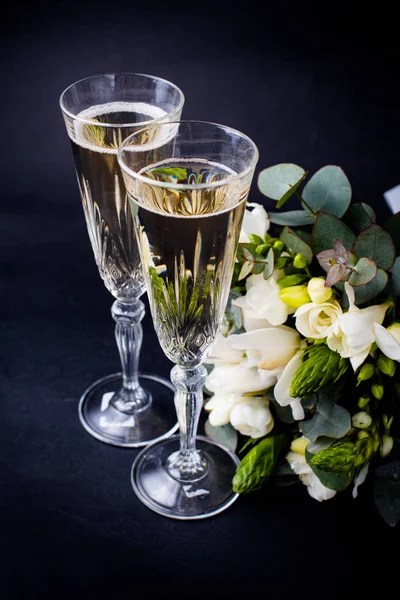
[204,164,400,527]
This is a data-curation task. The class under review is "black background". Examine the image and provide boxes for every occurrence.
[1,2,400,598]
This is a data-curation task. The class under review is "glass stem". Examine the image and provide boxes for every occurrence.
[167,364,208,482]
[110,299,151,414]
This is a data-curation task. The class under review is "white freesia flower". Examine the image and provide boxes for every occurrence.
[233,271,295,330]
[205,327,300,395]
[273,350,305,420]
[206,362,278,395]
[205,393,274,438]
[239,202,270,243]
[286,437,337,502]
[373,323,400,362]
[327,282,389,371]
[204,392,243,427]
[295,299,342,340]
[230,397,274,438]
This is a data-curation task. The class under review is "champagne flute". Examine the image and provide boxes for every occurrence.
[59,73,184,447]
[118,121,258,519]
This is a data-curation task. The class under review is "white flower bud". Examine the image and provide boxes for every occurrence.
[381,435,394,457]
[352,411,372,429]
[307,278,332,304]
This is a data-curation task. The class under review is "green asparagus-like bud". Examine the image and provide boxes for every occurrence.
[232,433,287,494]
[377,355,396,377]
[290,343,349,398]
[310,440,357,473]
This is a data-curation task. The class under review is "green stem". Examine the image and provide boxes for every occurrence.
[295,190,316,216]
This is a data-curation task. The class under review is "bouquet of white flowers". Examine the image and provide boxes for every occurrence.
[204,164,400,526]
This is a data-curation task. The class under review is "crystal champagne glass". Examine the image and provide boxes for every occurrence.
[59,73,184,447]
[118,121,258,519]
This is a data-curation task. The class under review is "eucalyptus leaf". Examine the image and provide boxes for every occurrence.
[354,269,388,304]
[344,203,376,232]
[258,164,306,205]
[204,420,238,452]
[326,263,347,287]
[384,212,400,254]
[232,433,287,493]
[389,257,400,295]
[302,166,352,217]
[352,224,395,270]
[280,227,313,264]
[263,247,274,280]
[348,257,378,287]
[299,396,351,443]
[306,436,335,454]
[312,213,356,254]
[373,460,400,527]
[305,449,354,491]
[268,210,314,226]
[238,261,253,281]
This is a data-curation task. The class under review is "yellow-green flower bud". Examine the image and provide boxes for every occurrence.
[273,240,284,252]
[307,277,332,304]
[377,354,396,377]
[290,437,308,455]
[249,234,265,246]
[256,243,270,255]
[357,430,369,440]
[357,363,375,384]
[280,285,311,309]
[293,253,308,269]
[388,322,400,344]
[352,411,372,429]
[371,383,384,400]
[357,395,370,409]
[380,435,394,457]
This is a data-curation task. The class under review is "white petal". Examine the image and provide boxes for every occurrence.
[205,332,243,365]
[273,352,304,420]
[374,323,400,361]
[206,363,273,394]
[352,463,369,498]
[344,282,357,310]
[349,347,371,371]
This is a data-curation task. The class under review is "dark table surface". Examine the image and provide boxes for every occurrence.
[1,2,399,598]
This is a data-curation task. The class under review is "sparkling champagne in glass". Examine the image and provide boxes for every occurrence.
[60,74,184,447]
[118,121,258,519]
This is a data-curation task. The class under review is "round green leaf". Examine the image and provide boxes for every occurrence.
[354,269,388,304]
[268,210,314,226]
[352,224,396,270]
[344,203,376,232]
[312,213,356,254]
[384,212,400,254]
[258,164,306,205]
[389,256,400,295]
[348,257,378,286]
[302,166,352,217]
[280,227,313,264]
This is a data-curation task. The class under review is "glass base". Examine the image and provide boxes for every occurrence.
[78,373,178,447]
[131,435,240,520]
